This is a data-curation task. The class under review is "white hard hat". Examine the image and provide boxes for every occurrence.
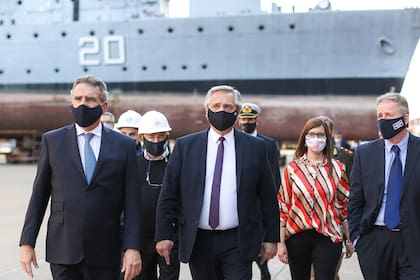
[115,110,142,129]
[138,111,171,134]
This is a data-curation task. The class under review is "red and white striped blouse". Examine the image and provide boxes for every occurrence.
[278,154,349,243]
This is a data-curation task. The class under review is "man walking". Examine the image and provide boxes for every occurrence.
[19,75,142,280]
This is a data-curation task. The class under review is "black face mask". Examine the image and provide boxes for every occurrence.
[143,137,168,156]
[241,122,256,134]
[70,104,103,127]
[207,109,237,131]
[378,115,406,139]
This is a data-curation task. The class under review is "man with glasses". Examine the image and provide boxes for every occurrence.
[136,111,180,280]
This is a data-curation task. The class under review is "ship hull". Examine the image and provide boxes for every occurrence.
[1,9,419,94]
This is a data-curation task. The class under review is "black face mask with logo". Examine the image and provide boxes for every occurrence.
[70,104,103,127]
[143,137,168,156]
[207,109,237,131]
[241,122,256,134]
[378,115,406,139]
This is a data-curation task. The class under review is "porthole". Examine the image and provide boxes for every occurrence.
[378,37,395,55]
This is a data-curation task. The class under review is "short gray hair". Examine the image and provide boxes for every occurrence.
[376,92,409,115]
[203,85,242,109]
[71,75,109,102]
[101,111,115,123]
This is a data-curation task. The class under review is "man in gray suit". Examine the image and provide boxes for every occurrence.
[19,75,142,280]
[155,85,279,280]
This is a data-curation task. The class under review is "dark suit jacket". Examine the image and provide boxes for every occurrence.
[20,124,141,267]
[348,133,420,272]
[257,133,281,190]
[155,129,280,263]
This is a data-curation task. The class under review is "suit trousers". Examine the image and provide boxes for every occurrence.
[134,237,180,280]
[189,228,252,280]
[50,261,119,280]
[356,226,420,280]
[286,229,342,280]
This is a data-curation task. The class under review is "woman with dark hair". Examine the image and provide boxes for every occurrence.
[277,116,353,280]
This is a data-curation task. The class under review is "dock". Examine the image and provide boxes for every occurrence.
[0,164,364,279]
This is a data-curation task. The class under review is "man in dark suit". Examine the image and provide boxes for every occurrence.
[348,92,420,279]
[19,75,142,280]
[155,85,280,280]
[238,102,281,280]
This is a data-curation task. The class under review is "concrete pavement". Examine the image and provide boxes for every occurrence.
[0,164,363,279]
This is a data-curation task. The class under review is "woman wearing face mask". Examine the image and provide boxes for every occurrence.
[277,116,351,280]
[135,111,180,280]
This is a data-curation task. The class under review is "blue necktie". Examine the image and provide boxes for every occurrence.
[84,133,96,184]
[209,137,225,229]
[384,145,402,229]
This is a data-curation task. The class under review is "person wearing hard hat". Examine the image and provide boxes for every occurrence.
[115,110,142,154]
[135,111,179,280]
[238,102,281,280]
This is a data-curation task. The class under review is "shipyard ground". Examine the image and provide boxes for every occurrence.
[1,164,364,279]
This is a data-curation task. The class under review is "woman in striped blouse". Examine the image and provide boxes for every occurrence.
[277,116,353,280]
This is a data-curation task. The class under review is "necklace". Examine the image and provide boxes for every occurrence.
[305,158,323,179]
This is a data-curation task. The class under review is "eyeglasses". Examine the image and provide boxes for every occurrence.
[146,160,163,188]
[306,132,326,138]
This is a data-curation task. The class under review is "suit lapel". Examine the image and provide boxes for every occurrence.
[401,134,420,198]
[374,139,386,207]
[234,130,243,190]
[197,130,209,196]
[67,125,86,181]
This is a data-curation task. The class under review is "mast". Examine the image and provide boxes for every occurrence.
[73,0,79,21]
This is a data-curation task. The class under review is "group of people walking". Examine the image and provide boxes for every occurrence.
[18,75,420,280]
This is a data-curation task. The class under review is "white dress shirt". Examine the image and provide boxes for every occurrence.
[75,123,102,171]
[199,128,239,230]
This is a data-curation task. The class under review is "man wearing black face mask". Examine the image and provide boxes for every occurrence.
[348,92,420,280]
[238,103,280,280]
[155,85,279,280]
[135,111,180,280]
[19,75,142,280]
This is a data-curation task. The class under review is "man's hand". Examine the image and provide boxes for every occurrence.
[121,249,142,280]
[156,240,174,265]
[19,245,38,278]
[259,242,277,264]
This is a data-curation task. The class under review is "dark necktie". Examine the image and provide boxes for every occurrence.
[209,136,225,230]
[384,145,402,229]
[84,133,96,184]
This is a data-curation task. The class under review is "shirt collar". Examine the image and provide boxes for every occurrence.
[384,131,409,153]
[209,127,234,145]
[75,122,102,137]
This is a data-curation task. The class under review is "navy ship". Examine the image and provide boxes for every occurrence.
[0,0,419,163]
[0,0,419,94]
